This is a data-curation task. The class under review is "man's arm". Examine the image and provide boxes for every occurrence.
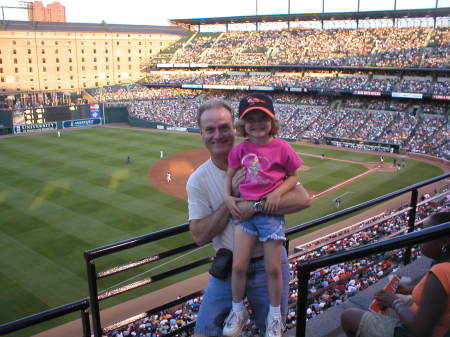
[238,183,311,220]
[275,183,312,215]
[189,169,244,246]
[263,169,300,214]
[224,167,243,219]
[189,203,230,246]
[190,203,230,246]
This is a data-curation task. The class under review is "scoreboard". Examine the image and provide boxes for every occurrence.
[12,104,102,134]
[17,104,92,124]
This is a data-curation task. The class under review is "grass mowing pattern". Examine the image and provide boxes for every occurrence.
[0,127,443,336]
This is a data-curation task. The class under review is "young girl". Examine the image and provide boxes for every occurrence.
[223,93,302,337]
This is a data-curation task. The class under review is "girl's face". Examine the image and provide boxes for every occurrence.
[243,110,272,143]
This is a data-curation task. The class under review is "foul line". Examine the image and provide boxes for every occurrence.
[312,168,378,200]
[335,191,355,200]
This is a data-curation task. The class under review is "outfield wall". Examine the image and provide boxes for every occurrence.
[408,152,449,167]
[105,107,128,123]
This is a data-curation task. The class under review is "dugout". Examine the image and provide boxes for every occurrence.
[324,136,400,153]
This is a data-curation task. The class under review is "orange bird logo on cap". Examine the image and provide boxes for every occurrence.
[247,96,266,105]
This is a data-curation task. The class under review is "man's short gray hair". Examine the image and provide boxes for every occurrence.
[197,99,234,128]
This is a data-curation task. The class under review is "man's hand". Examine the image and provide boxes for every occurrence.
[225,195,243,219]
[263,190,282,214]
[231,168,245,196]
[236,200,256,221]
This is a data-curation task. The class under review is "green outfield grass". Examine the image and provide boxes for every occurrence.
[0,127,443,336]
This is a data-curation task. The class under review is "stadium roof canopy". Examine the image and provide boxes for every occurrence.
[0,20,188,35]
[170,7,450,28]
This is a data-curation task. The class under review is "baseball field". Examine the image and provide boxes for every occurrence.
[0,126,444,336]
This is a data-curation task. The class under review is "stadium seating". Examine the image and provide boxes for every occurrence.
[122,90,449,159]
[151,27,449,68]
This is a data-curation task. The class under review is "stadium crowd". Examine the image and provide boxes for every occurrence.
[141,71,449,96]
[107,190,449,337]
[6,83,439,157]
[86,85,199,102]
[151,27,449,68]
[125,90,449,159]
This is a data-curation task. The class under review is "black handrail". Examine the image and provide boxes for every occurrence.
[286,172,449,237]
[84,221,208,336]
[295,221,450,337]
[84,222,190,261]
[0,299,90,336]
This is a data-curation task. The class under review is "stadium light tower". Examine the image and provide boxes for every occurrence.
[288,0,291,29]
[0,1,31,21]
[255,0,259,31]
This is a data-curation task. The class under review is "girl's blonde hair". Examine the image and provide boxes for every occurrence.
[235,117,280,138]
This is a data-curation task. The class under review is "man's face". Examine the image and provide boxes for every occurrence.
[200,107,235,159]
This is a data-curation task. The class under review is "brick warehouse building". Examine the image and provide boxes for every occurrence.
[28,1,66,23]
[0,21,187,92]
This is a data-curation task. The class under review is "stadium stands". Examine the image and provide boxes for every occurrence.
[150,27,449,68]
[122,89,449,158]
[140,71,449,96]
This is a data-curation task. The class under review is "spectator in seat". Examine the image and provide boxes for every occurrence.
[340,211,450,337]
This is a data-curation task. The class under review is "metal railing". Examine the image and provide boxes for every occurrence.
[285,172,448,266]
[0,299,90,336]
[295,221,450,337]
[84,223,211,336]
[0,172,448,336]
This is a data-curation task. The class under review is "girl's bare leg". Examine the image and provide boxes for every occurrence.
[232,227,257,302]
[263,239,283,306]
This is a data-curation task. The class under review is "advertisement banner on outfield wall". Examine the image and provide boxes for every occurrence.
[13,122,57,134]
[392,92,423,99]
[353,90,382,96]
[156,64,173,68]
[182,84,203,89]
[432,94,450,101]
[166,126,187,132]
[203,84,249,91]
[249,86,274,91]
[290,88,308,93]
[189,63,208,68]
[89,104,101,119]
[62,118,102,129]
[12,110,25,125]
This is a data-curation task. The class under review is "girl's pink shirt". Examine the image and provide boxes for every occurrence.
[228,138,302,201]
